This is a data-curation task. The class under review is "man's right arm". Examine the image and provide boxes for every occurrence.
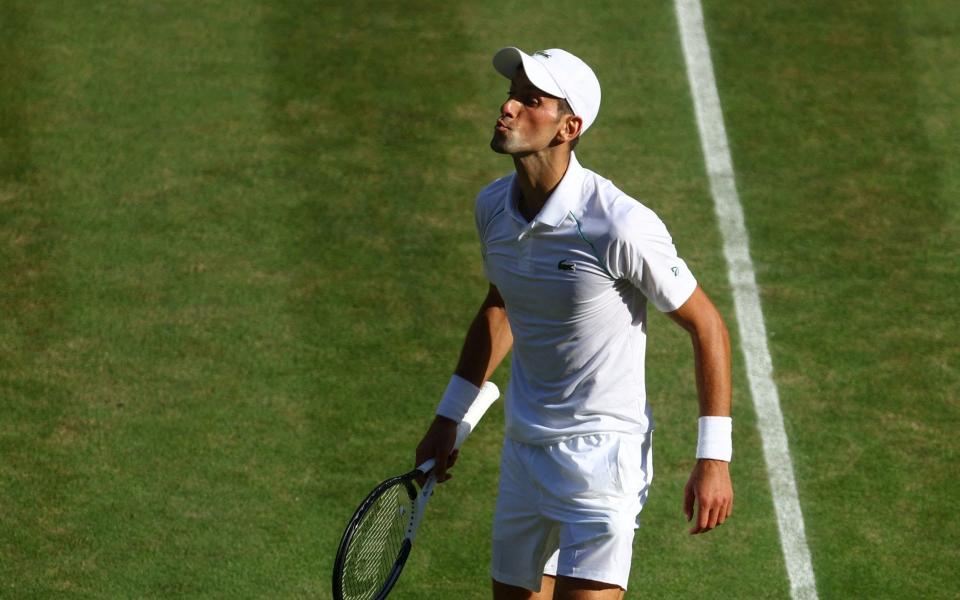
[453,284,512,387]
[414,284,512,482]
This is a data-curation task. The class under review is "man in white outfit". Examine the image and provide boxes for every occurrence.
[415,47,734,600]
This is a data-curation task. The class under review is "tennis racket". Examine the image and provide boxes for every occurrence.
[331,381,500,600]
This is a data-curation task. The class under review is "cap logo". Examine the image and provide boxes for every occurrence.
[534,50,552,59]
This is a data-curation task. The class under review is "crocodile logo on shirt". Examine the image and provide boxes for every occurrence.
[558,259,576,272]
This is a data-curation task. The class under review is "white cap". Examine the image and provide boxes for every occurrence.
[493,47,601,134]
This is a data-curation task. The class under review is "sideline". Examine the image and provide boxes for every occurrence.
[673,1,819,598]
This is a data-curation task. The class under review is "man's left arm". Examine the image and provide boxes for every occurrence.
[667,285,734,535]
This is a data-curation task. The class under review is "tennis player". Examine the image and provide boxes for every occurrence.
[415,47,734,600]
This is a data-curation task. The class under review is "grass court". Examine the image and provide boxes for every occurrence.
[1,1,957,597]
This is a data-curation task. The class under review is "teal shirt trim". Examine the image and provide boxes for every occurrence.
[569,211,615,280]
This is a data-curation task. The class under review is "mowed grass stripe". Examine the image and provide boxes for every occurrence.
[0,2,79,590]
[2,1,326,595]
[265,2,511,597]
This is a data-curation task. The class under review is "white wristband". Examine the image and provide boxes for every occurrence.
[696,416,733,461]
[436,375,482,423]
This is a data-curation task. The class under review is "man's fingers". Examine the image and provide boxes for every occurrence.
[697,504,710,532]
[689,506,712,534]
[689,497,733,534]
[690,502,711,534]
[433,452,450,482]
[717,502,730,525]
[683,482,695,522]
[433,448,464,484]
[684,459,733,534]
[704,502,720,530]
[414,416,460,486]
[415,450,449,486]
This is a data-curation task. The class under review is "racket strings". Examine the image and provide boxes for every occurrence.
[341,482,415,600]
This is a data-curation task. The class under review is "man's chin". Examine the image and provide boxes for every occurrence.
[490,137,510,154]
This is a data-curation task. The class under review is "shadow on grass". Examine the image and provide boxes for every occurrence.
[0,3,32,183]
[0,1,78,593]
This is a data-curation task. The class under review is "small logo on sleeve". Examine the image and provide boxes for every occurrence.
[671,266,680,277]
[558,259,576,272]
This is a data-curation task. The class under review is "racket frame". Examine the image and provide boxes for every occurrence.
[331,382,499,600]
[332,472,422,600]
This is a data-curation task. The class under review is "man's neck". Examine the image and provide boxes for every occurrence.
[512,149,571,222]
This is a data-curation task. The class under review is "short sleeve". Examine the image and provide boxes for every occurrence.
[605,202,698,312]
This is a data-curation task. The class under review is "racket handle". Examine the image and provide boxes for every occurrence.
[417,381,500,475]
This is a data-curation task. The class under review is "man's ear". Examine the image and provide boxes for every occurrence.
[558,115,583,144]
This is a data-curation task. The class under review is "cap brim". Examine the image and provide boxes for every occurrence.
[492,47,564,98]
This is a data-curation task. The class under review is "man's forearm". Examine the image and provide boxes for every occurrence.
[690,309,731,417]
[668,286,732,418]
[454,285,513,387]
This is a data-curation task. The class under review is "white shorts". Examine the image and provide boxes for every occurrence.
[490,432,654,592]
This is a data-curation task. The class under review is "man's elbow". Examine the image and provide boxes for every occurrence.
[671,289,729,345]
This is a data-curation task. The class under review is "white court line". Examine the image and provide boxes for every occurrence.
[673,1,819,599]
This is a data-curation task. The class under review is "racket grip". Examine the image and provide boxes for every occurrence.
[416,381,500,475]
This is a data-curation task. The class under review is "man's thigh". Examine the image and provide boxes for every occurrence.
[554,575,624,600]
[492,575,556,600]
[492,575,623,600]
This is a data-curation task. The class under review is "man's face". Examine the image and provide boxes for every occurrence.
[490,68,567,156]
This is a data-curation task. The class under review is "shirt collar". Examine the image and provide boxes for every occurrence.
[504,152,586,229]
[536,151,585,228]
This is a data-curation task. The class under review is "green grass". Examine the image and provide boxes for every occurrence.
[1,1,957,598]
[705,1,960,596]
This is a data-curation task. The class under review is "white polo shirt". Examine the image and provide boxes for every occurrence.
[476,153,698,445]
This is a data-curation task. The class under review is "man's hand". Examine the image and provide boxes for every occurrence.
[414,416,459,485]
[683,459,733,534]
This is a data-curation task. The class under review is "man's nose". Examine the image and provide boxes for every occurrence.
[500,97,520,118]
